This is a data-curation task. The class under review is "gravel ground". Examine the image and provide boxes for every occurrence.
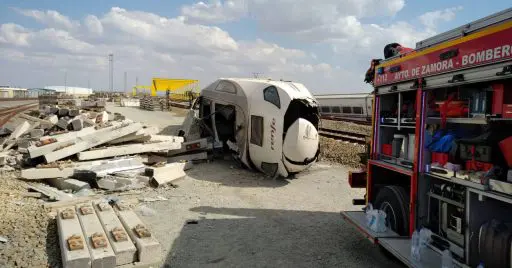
[0,171,59,268]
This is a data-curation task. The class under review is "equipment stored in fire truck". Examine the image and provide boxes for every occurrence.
[342,8,512,267]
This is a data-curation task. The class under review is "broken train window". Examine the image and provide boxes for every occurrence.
[263,86,281,109]
[250,115,264,146]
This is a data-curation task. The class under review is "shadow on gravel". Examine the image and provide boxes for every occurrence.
[186,160,290,188]
[162,206,404,268]
[158,125,182,136]
[46,218,61,267]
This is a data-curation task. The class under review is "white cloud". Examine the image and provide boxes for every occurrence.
[0,4,463,93]
[419,6,463,30]
[0,23,30,46]
[13,8,80,30]
[181,0,247,24]
[84,15,103,35]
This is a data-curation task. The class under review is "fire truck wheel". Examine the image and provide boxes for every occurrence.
[374,185,410,236]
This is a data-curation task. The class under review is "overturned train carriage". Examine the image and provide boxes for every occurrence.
[179,78,320,178]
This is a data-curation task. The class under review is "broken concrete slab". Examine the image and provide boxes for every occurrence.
[77,140,181,161]
[96,175,148,191]
[45,123,142,163]
[27,183,74,201]
[107,126,160,145]
[48,178,91,192]
[146,162,192,187]
[108,112,115,121]
[85,157,145,177]
[71,118,83,131]
[49,107,59,114]
[93,201,137,265]
[115,204,161,263]
[148,135,184,143]
[58,108,69,117]
[30,129,45,138]
[18,114,54,129]
[76,203,116,268]
[68,109,80,117]
[96,111,109,124]
[56,207,91,268]
[57,118,72,130]
[8,120,30,142]
[45,114,58,125]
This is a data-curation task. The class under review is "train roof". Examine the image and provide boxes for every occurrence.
[314,93,372,99]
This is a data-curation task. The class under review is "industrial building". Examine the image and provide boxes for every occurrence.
[43,86,93,96]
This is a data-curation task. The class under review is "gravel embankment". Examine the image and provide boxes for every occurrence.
[319,120,370,168]
[0,171,59,268]
[319,137,366,168]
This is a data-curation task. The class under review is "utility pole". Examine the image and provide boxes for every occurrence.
[108,53,114,92]
[124,71,127,94]
[64,71,67,92]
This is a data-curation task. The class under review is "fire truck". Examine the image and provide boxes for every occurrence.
[342,8,512,267]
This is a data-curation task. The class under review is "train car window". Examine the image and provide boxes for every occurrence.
[215,81,237,94]
[342,106,352,113]
[250,115,264,146]
[331,106,341,113]
[263,86,281,108]
[352,107,363,114]
[320,106,330,113]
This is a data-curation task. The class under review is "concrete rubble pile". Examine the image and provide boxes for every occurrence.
[0,103,213,267]
[0,103,212,193]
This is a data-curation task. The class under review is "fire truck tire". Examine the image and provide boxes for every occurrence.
[374,185,410,236]
[479,220,512,268]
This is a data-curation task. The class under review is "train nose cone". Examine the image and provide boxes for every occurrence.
[283,118,319,172]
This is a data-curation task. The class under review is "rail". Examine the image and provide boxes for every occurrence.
[320,115,371,125]
[0,103,39,127]
[318,127,368,144]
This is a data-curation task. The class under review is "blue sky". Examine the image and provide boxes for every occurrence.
[0,1,510,93]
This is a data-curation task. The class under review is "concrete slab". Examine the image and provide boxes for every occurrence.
[45,123,142,163]
[69,109,80,117]
[27,183,74,201]
[71,118,83,131]
[22,167,75,180]
[57,118,72,130]
[85,157,145,177]
[76,203,116,268]
[97,175,148,191]
[45,114,58,124]
[77,140,181,161]
[57,207,91,268]
[107,126,159,145]
[115,204,161,263]
[93,201,137,265]
[58,108,69,117]
[145,162,191,187]
[48,178,91,191]
[30,129,45,138]
[18,114,54,129]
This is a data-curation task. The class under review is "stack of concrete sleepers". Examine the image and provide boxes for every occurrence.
[57,200,161,267]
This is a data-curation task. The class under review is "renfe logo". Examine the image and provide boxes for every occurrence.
[374,27,512,86]
[270,118,276,150]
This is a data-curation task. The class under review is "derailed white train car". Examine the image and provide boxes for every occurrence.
[180,78,320,178]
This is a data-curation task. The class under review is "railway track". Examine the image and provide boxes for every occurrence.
[318,127,368,144]
[320,115,372,125]
[0,102,39,127]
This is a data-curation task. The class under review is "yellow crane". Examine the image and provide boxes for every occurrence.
[132,78,199,99]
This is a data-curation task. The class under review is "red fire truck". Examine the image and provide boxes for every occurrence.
[342,8,512,267]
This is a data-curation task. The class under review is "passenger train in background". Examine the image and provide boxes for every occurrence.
[314,92,373,122]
